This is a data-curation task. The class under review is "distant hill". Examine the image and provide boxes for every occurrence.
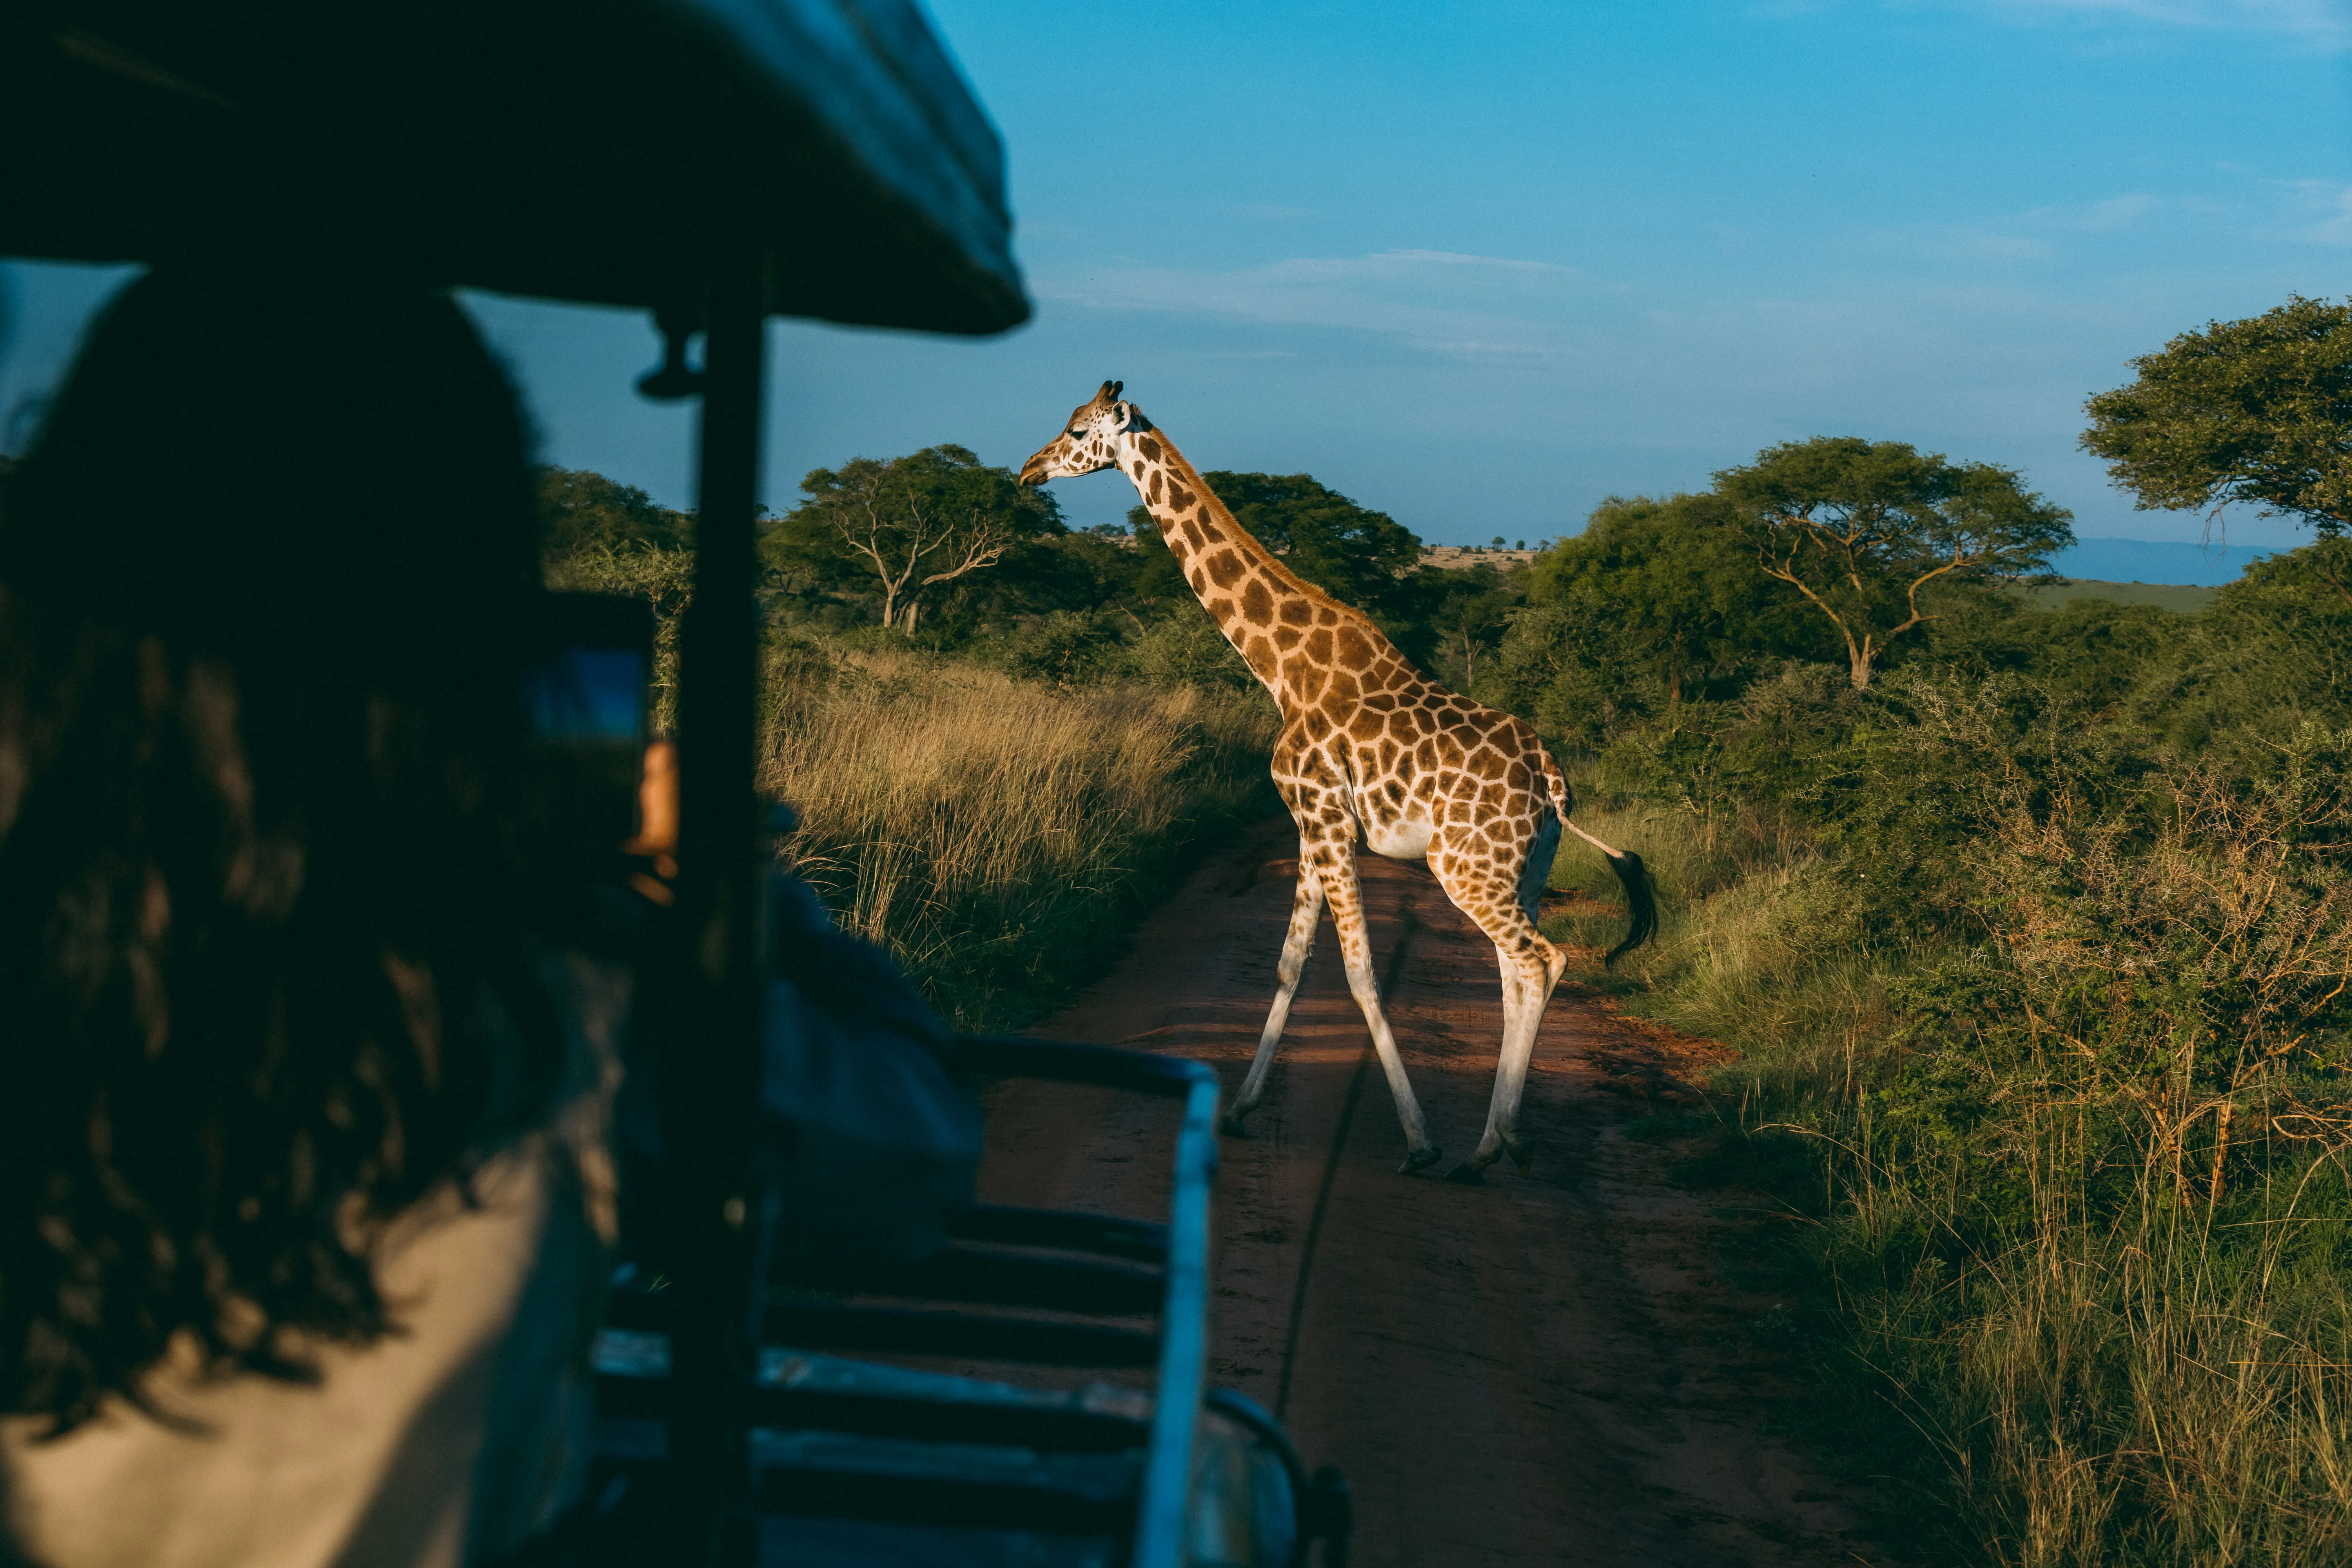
[2011,579,2215,613]
[2049,536,2277,587]
[1421,544,1536,570]
[1467,532,2261,607]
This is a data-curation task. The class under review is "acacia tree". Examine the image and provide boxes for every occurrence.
[537,466,693,566]
[1425,562,1519,687]
[1194,471,1431,660]
[773,445,1056,631]
[1713,437,2073,689]
[1196,472,1422,601]
[1528,493,1809,705]
[2082,294,2352,604]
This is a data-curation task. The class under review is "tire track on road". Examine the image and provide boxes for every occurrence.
[1275,904,1420,1422]
[980,819,1895,1567]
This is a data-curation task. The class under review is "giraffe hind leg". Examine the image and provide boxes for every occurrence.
[1223,854,1324,1135]
[1444,948,1548,1183]
[1463,947,1564,1179]
[1432,853,1568,1182]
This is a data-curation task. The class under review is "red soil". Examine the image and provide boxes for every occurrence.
[978,815,1892,1566]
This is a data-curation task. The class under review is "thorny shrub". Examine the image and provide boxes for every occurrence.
[1557,667,2352,1564]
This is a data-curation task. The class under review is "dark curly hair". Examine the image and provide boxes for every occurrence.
[0,265,564,1431]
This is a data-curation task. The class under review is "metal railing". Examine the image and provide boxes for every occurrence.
[588,1032,1346,1565]
[953,1036,1221,1568]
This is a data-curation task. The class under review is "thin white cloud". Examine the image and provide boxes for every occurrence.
[1880,193,2165,261]
[1378,249,1584,274]
[2013,0,2338,24]
[2068,193,2166,230]
[1756,0,2352,45]
[1034,249,1601,360]
[2279,179,2352,243]
[1872,183,2350,263]
[1954,0,2350,43]
[1909,227,2057,261]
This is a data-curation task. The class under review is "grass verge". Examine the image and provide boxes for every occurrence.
[761,638,1277,1030]
[1542,775,2352,1568]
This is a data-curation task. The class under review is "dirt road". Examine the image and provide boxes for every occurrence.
[978,816,1886,1567]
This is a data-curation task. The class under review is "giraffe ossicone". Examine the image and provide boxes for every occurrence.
[1021,381,1656,1180]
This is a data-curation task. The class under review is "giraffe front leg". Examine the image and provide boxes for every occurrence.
[1223,853,1324,1136]
[1311,837,1441,1174]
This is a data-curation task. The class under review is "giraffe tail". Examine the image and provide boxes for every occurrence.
[1537,749,1659,969]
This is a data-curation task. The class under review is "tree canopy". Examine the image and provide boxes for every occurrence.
[1196,471,1421,615]
[1423,562,1521,689]
[537,466,693,561]
[764,444,1060,632]
[1187,471,1430,657]
[1526,493,1814,704]
[1483,493,1828,743]
[1713,437,2073,688]
[2082,294,2352,542]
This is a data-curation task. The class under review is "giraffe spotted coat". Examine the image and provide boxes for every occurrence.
[1022,383,1651,1178]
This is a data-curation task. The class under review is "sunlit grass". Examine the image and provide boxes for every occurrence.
[1544,784,2352,1566]
[761,640,1276,1028]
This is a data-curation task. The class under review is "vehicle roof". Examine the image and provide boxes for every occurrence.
[0,0,1027,334]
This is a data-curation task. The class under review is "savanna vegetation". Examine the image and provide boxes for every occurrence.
[535,459,1281,1029]
[535,446,1566,1036]
[548,295,2352,1563]
[535,448,1546,1033]
[1525,297,2352,1565]
[758,642,1272,1029]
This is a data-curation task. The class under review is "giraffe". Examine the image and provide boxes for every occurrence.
[1021,382,1656,1180]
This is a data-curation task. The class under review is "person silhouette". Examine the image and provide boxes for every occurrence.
[0,264,976,1568]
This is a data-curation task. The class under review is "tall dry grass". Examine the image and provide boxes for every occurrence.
[1542,746,2352,1567]
[760,641,1276,1028]
[1856,1113,2352,1568]
[1544,795,1902,1097]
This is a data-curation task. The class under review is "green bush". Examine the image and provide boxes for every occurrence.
[1132,609,1257,690]
[993,608,1137,686]
[1544,617,2352,1561]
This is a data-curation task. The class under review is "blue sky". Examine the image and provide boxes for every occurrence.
[3,0,2348,573]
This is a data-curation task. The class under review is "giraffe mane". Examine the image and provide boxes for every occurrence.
[1148,425,1397,646]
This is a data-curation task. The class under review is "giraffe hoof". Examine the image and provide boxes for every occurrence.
[1397,1146,1444,1176]
[1441,1160,1488,1185]
[1218,1110,1252,1137]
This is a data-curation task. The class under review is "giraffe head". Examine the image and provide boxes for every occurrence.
[1018,380,1145,486]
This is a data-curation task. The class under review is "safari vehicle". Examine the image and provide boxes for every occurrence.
[0,2,1347,1563]
[598,1031,1350,1566]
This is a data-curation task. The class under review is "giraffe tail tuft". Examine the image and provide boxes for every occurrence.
[1537,747,1659,969]
[1595,846,1658,969]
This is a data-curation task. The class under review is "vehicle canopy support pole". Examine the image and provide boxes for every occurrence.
[662,236,769,1566]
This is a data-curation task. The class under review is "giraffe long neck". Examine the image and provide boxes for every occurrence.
[1115,425,1401,702]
